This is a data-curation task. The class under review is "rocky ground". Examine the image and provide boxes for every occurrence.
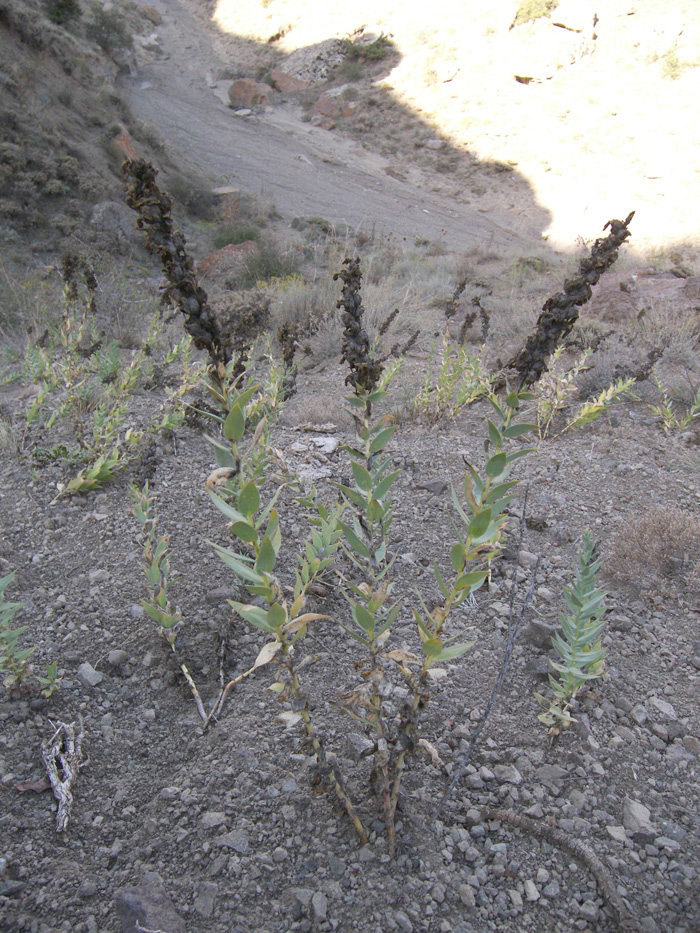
[1,314,699,933]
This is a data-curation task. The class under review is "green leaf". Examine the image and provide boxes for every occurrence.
[487,420,502,447]
[210,542,265,584]
[374,469,401,502]
[239,481,260,517]
[505,392,520,410]
[503,422,536,439]
[467,508,492,539]
[230,521,259,545]
[339,521,371,559]
[506,448,535,464]
[142,602,179,628]
[256,536,277,574]
[352,603,376,633]
[223,404,245,442]
[338,484,368,510]
[267,603,286,629]
[369,426,395,455]
[433,562,450,599]
[234,384,260,409]
[434,641,475,662]
[450,543,466,573]
[350,460,372,492]
[367,498,384,523]
[485,452,507,477]
[229,601,275,632]
[423,638,442,658]
[345,394,367,409]
[454,570,489,593]
[208,490,247,525]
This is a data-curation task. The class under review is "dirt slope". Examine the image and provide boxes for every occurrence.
[118,0,544,253]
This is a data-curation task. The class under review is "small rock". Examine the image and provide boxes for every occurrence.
[217,830,249,854]
[204,586,237,604]
[328,854,346,879]
[493,764,522,784]
[458,883,476,908]
[543,880,560,897]
[311,891,328,921]
[649,697,677,719]
[683,735,700,757]
[294,888,314,907]
[523,618,557,648]
[579,900,599,921]
[115,872,186,933]
[88,569,109,584]
[78,880,98,898]
[193,881,217,919]
[201,811,227,829]
[524,879,539,901]
[606,825,627,844]
[394,909,413,933]
[77,662,104,688]
[623,797,653,834]
[272,846,288,863]
[508,889,523,908]
[630,704,647,725]
[107,650,129,667]
[346,732,373,761]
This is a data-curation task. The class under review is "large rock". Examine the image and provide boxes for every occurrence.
[115,872,186,933]
[270,38,346,92]
[312,86,357,121]
[228,78,271,109]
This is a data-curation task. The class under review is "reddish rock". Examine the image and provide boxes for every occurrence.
[228,79,271,109]
[270,67,312,93]
[197,241,258,277]
[113,128,137,160]
[136,5,162,25]
[311,90,357,120]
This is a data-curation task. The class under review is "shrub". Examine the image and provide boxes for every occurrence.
[225,240,300,289]
[608,508,700,585]
[212,223,260,251]
[85,5,132,53]
[45,0,81,25]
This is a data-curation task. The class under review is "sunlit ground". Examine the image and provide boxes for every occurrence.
[213,0,700,253]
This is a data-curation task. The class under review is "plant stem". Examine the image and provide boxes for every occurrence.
[284,647,368,845]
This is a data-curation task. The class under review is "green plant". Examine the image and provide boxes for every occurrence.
[651,376,700,432]
[534,347,591,437]
[55,446,125,498]
[412,333,492,422]
[211,223,260,251]
[510,0,558,28]
[341,33,395,62]
[131,482,284,730]
[226,240,300,289]
[45,0,81,25]
[36,661,61,698]
[564,377,635,432]
[84,3,132,52]
[0,572,33,691]
[535,532,607,735]
[206,258,536,855]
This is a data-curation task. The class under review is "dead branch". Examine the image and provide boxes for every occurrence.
[41,718,86,832]
[482,806,641,933]
[504,212,635,388]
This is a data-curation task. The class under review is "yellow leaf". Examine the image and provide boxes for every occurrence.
[205,467,236,489]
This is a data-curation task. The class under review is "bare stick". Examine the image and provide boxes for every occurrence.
[435,489,538,818]
[482,807,641,933]
[41,719,86,832]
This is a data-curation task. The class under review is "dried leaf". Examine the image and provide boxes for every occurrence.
[206,467,236,489]
[277,711,302,729]
[252,641,281,670]
[418,738,444,767]
[15,777,50,793]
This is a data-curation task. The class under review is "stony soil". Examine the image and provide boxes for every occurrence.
[1,325,700,933]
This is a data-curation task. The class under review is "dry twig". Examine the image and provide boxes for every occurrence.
[41,718,86,832]
[482,806,641,933]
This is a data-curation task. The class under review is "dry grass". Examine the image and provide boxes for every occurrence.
[607,507,700,587]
